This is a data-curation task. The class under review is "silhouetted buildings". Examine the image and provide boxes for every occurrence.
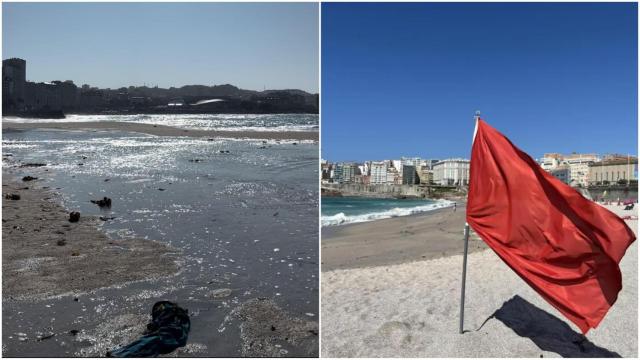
[2,58,319,116]
[2,58,26,111]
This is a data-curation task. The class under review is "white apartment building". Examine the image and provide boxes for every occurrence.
[370,161,388,184]
[564,154,599,187]
[432,158,470,186]
[539,153,599,187]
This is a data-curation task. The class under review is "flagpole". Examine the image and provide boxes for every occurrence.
[459,222,470,334]
[460,110,479,334]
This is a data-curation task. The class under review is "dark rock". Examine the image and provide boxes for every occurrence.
[69,212,81,223]
[5,194,20,200]
[90,197,112,208]
[37,333,55,341]
[69,330,79,336]
[22,176,37,182]
[57,239,67,246]
[99,216,116,221]
[158,188,166,191]
[104,179,110,182]
[20,163,46,168]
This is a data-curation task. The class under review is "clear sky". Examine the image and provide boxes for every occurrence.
[322,3,638,162]
[3,2,319,92]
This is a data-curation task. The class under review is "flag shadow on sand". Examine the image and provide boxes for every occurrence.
[482,295,621,358]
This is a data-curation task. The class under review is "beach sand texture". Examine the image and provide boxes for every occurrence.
[2,121,318,141]
[322,205,487,271]
[321,205,637,357]
[2,176,180,300]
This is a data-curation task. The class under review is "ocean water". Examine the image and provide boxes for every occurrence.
[2,127,318,356]
[2,113,319,132]
[321,196,454,226]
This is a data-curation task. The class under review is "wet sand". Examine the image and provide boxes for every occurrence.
[321,203,487,271]
[2,121,318,141]
[321,204,638,357]
[2,175,180,300]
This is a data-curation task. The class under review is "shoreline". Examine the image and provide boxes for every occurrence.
[321,201,487,271]
[2,172,180,301]
[2,121,319,141]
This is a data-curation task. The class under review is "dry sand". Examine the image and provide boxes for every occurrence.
[2,121,318,141]
[2,175,180,300]
[322,204,487,271]
[321,205,638,357]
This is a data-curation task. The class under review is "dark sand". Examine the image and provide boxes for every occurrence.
[2,121,318,141]
[321,204,487,271]
[230,298,318,357]
[2,176,180,300]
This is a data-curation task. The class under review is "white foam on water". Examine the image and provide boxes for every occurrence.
[321,199,455,227]
[2,114,319,132]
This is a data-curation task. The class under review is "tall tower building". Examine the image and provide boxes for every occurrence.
[2,58,27,111]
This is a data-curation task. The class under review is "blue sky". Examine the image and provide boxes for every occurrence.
[3,3,318,92]
[322,3,637,161]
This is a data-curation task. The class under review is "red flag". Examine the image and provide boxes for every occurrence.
[467,119,636,334]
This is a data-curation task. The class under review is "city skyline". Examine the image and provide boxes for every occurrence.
[2,2,319,92]
[322,3,638,162]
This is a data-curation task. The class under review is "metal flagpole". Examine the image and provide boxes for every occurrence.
[459,222,470,334]
[460,111,479,334]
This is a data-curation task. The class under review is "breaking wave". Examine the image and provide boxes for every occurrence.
[321,200,455,227]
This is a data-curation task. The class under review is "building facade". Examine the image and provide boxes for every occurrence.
[432,158,470,186]
[589,158,638,185]
[2,58,27,111]
[550,165,571,184]
[402,164,418,185]
[370,161,388,184]
[334,163,358,184]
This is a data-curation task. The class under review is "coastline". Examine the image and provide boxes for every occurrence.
[2,121,319,141]
[321,202,487,271]
[2,173,180,300]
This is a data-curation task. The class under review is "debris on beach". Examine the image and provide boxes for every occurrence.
[22,176,38,182]
[20,163,47,168]
[106,301,190,357]
[229,298,318,357]
[99,216,116,221]
[91,197,112,208]
[5,193,20,200]
[69,212,81,222]
[206,288,232,299]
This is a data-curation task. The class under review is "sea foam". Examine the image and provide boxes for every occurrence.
[321,199,455,227]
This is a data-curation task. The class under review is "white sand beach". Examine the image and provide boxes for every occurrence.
[321,204,637,357]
